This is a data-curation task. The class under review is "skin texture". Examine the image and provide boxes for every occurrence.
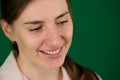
[0,0,73,80]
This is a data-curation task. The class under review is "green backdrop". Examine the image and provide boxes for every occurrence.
[0,0,120,80]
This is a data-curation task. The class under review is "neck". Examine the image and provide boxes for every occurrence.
[23,67,62,80]
[17,56,62,80]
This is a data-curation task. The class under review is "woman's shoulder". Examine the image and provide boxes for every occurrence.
[0,51,22,80]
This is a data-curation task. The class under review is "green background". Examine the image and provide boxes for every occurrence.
[0,0,120,80]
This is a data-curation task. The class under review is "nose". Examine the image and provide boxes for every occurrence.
[45,28,63,48]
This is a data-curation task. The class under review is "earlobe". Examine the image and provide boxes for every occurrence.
[0,19,14,41]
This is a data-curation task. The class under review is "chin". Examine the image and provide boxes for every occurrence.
[45,57,65,69]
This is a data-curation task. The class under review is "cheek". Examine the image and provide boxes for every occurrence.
[13,30,37,52]
[61,25,73,42]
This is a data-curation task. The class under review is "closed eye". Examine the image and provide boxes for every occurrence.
[56,20,68,25]
[29,26,43,31]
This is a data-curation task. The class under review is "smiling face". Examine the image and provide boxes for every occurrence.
[4,0,73,69]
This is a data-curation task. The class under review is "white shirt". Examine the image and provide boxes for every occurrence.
[0,51,70,80]
[0,51,102,80]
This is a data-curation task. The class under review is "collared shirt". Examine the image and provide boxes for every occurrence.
[0,51,70,80]
[0,51,102,80]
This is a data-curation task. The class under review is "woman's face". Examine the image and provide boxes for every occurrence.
[9,0,73,68]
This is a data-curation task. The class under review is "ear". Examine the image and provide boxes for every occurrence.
[0,19,14,41]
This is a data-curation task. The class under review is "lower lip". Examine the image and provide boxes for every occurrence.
[39,47,63,59]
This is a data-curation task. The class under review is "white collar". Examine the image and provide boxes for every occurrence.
[0,51,71,80]
[0,51,22,80]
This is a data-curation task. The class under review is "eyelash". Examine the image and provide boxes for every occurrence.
[29,26,43,31]
[56,20,68,25]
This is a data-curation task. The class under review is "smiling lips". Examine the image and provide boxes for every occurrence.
[39,47,62,55]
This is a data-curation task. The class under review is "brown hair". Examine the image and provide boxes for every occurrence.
[1,0,99,80]
[1,0,31,24]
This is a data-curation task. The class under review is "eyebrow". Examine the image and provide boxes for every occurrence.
[23,11,69,25]
[23,20,44,25]
[55,11,69,20]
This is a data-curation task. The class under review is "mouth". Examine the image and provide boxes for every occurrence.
[39,47,62,55]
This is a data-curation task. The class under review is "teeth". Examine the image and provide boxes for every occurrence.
[43,49,60,55]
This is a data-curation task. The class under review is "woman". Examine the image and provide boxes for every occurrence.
[0,0,102,80]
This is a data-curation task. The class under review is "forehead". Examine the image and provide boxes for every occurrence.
[17,0,69,22]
